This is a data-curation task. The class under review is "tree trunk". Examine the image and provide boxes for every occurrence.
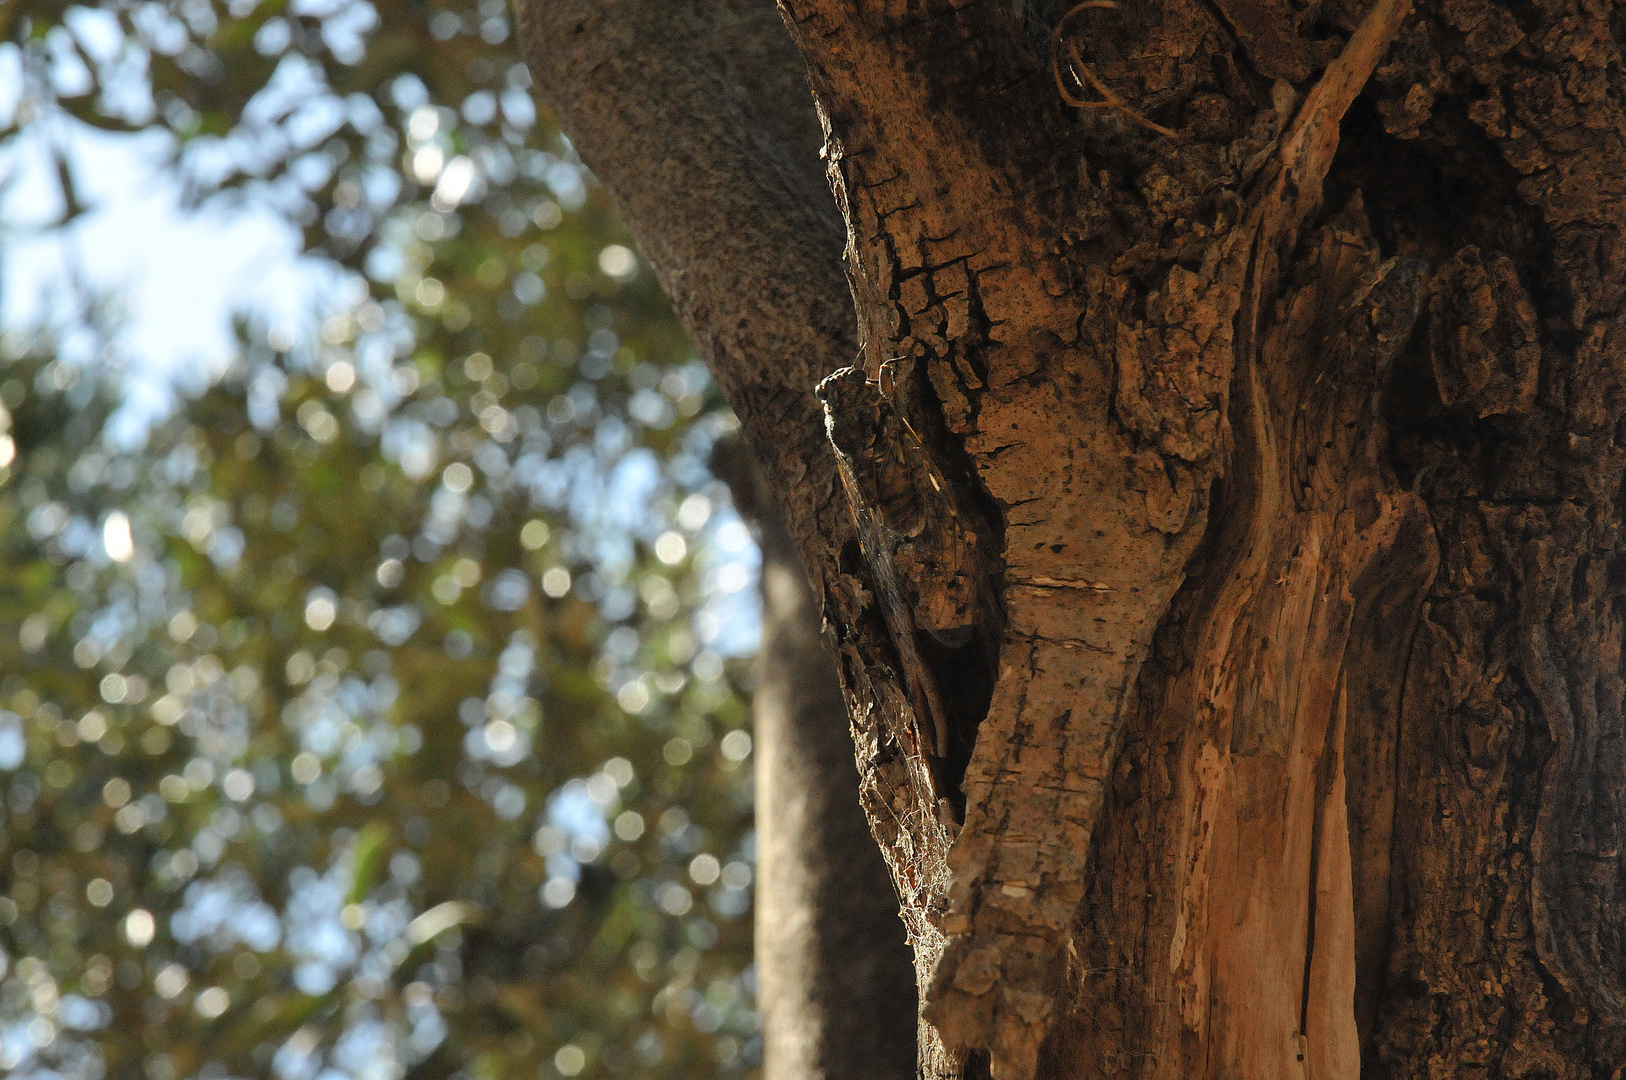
[514,4,920,1074]
[522,1,1626,1077]
[718,441,919,1079]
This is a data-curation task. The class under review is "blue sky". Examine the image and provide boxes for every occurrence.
[1,117,341,433]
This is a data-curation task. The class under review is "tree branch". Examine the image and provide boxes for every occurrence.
[515,5,919,1075]
[514,0,854,563]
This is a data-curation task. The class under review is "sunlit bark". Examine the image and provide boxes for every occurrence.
[524,1,1626,1076]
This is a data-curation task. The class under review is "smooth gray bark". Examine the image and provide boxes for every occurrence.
[516,0,849,549]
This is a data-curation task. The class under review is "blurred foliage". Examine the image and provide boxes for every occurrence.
[0,1,766,1079]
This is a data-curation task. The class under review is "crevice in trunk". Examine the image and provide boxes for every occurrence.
[915,628,998,821]
[910,360,1007,818]
[818,348,1007,820]
[1339,506,1437,1069]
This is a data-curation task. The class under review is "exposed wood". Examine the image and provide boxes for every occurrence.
[525,0,1626,1076]
[1061,203,1438,1078]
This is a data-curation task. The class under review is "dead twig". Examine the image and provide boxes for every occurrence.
[1051,1,1176,138]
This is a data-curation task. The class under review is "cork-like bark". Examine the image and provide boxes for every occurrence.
[522,0,1626,1077]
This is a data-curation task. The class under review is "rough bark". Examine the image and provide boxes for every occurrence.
[523,1,1626,1078]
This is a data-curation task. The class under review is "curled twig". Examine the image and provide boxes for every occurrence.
[1051,1,1176,138]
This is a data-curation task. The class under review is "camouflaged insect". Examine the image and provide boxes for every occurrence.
[816,357,988,757]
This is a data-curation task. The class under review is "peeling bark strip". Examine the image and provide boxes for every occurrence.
[1063,203,1438,1079]
[523,0,1626,1076]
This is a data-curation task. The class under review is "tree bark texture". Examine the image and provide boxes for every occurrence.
[523,1,1626,1078]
